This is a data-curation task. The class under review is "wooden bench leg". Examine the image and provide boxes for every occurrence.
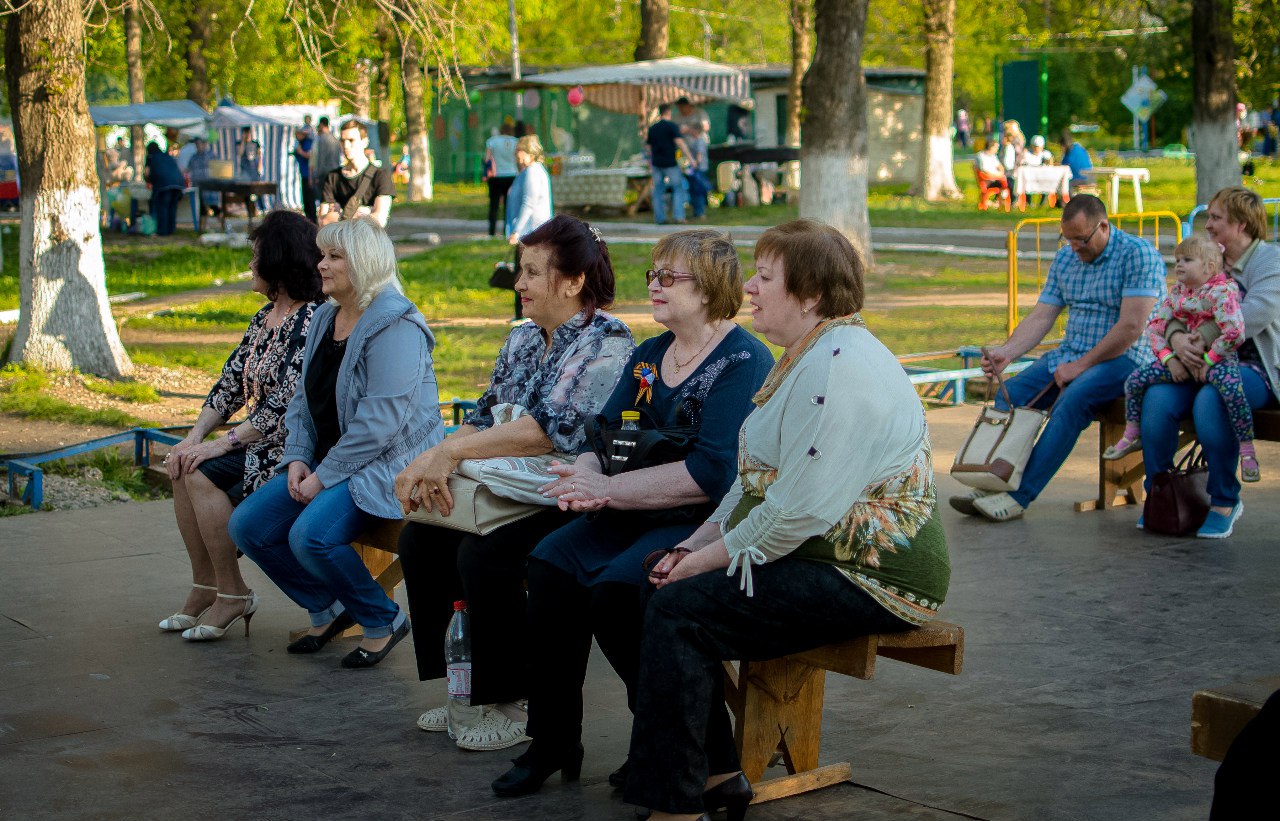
[1076,414,1145,512]
[724,658,852,803]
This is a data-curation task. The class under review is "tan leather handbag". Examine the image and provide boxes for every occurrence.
[950,358,1055,492]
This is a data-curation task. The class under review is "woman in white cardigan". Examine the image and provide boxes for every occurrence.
[505,134,553,321]
[626,219,951,821]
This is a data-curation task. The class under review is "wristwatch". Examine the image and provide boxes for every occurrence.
[226,428,244,449]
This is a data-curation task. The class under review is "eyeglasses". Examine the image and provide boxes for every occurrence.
[1059,220,1104,247]
[645,268,697,287]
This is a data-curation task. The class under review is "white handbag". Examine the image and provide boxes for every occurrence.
[950,359,1056,492]
[406,403,561,535]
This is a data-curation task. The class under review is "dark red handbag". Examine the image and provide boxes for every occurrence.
[1143,444,1210,536]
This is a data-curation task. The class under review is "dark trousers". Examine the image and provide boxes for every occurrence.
[523,558,648,755]
[397,509,574,706]
[488,176,515,236]
[301,178,317,224]
[152,188,181,236]
[623,560,911,814]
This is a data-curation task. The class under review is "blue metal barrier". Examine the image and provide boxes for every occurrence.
[5,401,484,510]
[902,345,1038,405]
[1184,198,1280,241]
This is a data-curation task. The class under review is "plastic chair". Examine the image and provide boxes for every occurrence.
[974,167,1010,212]
[716,161,741,207]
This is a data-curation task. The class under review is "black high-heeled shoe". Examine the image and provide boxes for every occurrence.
[491,743,584,797]
[703,772,753,821]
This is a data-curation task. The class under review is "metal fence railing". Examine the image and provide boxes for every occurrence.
[1005,210,1184,336]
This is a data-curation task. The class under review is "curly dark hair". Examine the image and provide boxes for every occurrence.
[248,211,324,302]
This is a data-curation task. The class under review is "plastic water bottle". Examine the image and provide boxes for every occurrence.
[445,600,482,738]
[609,410,641,474]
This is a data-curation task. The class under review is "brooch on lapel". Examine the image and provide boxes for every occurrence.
[634,362,657,405]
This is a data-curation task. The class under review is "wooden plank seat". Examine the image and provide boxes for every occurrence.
[1191,676,1280,761]
[1076,398,1280,513]
[723,620,964,804]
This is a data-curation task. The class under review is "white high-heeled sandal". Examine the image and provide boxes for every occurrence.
[182,591,259,642]
[158,583,218,632]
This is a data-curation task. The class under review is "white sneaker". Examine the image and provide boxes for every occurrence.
[949,488,993,516]
[455,709,531,751]
[972,492,1025,522]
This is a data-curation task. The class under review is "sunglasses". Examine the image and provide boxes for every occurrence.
[642,546,692,581]
[645,268,697,287]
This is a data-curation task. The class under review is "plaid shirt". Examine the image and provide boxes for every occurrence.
[1038,227,1166,371]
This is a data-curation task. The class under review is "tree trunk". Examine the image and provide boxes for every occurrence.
[800,0,872,260]
[375,33,394,124]
[5,0,133,378]
[785,0,811,147]
[635,0,669,61]
[353,59,372,119]
[915,0,962,200]
[124,0,146,168]
[186,5,210,108]
[402,47,433,202]
[783,0,811,203]
[1192,0,1241,204]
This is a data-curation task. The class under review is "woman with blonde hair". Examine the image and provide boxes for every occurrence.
[504,134,553,321]
[230,216,443,668]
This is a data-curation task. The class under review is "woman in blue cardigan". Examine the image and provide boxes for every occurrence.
[229,216,444,668]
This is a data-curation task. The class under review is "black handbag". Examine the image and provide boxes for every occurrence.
[1143,443,1210,536]
[489,261,517,290]
[584,412,705,525]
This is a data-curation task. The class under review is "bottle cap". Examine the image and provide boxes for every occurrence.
[453,600,467,611]
[621,411,640,421]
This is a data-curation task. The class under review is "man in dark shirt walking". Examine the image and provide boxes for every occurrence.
[646,103,691,225]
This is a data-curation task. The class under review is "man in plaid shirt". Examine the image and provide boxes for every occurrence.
[952,195,1167,521]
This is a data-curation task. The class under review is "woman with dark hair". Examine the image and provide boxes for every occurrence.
[144,141,185,236]
[490,229,773,798]
[394,214,634,750]
[159,210,324,641]
[626,219,949,821]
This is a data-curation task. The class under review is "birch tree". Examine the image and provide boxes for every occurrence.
[914,0,961,200]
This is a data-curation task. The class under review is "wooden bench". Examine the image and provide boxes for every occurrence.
[286,518,406,642]
[1191,677,1280,761]
[1076,399,1280,513]
[724,620,964,803]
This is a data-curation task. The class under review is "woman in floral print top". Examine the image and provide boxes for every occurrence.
[158,211,324,637]
[394,215,634,749]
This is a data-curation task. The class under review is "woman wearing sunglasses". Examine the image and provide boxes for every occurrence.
[491,229,773,798]
[629,219,950,821]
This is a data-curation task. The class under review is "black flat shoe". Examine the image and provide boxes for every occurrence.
[491,743,584,797]
[340,619,411,669]
[608,758,630,789]
[287,611,356,654]
[703,772,752,821]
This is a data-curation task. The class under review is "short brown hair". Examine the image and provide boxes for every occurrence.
[340,120,368,140]
[1174,233,1224,273]
[651,229,743,321]
[1208,185,1267,240]
[753,219,864,316]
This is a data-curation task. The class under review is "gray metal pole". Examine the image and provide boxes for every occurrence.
[508,0,523,119]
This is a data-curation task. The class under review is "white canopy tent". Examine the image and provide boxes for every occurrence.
[208,103,306,210]
[510,57,752,117]
[88,100,211,130]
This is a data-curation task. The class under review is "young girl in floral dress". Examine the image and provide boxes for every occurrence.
[1105,234,1260,481]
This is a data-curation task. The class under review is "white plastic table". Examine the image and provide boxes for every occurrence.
[1090,167,1151,213]
[1013,166,1073,208]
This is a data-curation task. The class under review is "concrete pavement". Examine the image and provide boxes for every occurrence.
[2,405,1276,819]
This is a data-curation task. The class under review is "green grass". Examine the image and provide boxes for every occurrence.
[123,293,265,332]
[43,448,162,501]
[0,364,152,427]
[82,375,162,403]
[126,342,232,374]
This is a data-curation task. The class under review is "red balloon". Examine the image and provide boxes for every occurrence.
[567,85,584,107]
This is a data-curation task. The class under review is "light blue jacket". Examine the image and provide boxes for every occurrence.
[280,288,444,519]
[506,161,553,238]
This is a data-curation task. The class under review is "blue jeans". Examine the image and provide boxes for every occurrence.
[229,473,405,637]
[1139,368,1275,507]
[686,170,711,217]
[996,355,1137,507]
[651,166,689,225]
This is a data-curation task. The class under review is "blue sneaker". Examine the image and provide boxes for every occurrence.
[1197,501,1244,539]
[1136,514,1144,530]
